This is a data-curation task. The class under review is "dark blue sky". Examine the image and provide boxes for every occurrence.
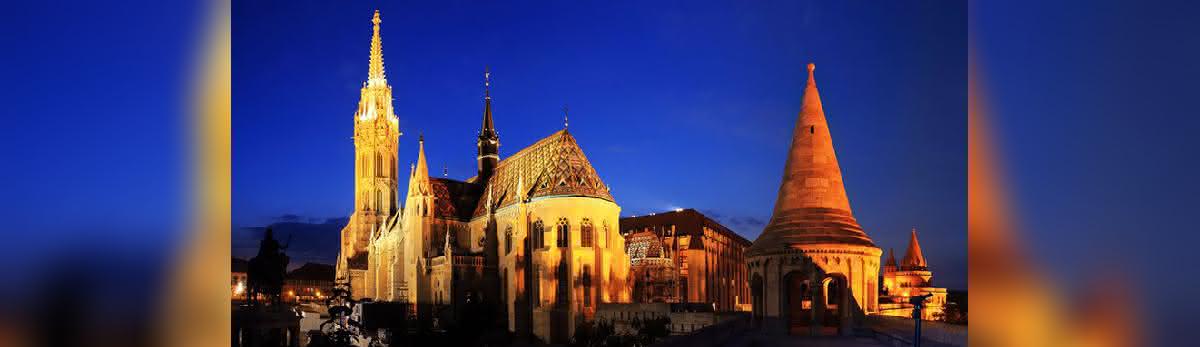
[231,1,964,288]
[234,1,966,289]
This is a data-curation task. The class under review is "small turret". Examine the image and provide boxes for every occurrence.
[901,228,927,269]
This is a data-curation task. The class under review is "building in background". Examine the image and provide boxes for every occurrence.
[232,257,248,301]
[877,229,947,320]
[620,208,752,312]
[745,64,882,337]
[625,230,677,303]
[334,11,631,344]
[284,263,336,303]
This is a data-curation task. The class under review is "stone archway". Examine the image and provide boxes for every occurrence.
[819,274,852,336]
[782,271,811,335]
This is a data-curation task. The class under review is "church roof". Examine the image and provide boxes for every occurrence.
[473,130,612,217]
[886,248,898,267]
[430,178,482,220]
[902,228,927,268]
[748,64,877,257]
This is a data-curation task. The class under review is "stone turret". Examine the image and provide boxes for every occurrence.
[748,63,876,257]
[745,63,882,336]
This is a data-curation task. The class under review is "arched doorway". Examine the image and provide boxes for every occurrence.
[784,272,810,335]
[819,275,851,335]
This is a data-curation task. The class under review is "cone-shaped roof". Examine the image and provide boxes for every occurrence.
[748,63,876,256]
[408,135,432,197]
[886,248,898,267]
[902,228,927,268]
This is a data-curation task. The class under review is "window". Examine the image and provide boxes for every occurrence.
[556,218,569,247]
[532,220,545,249]
[581,219,594,247]
[505,226,513,255]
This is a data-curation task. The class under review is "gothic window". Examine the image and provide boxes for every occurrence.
[505,226,513,255]
[581,219,594,248]
[532,220,545,249]
[556,218,569,248]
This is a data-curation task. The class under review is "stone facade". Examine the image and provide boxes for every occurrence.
[877,229,948,320]
[334,11,630,343]
[335,11,401,300]
[620,209,752,312]
[746,64,881,336]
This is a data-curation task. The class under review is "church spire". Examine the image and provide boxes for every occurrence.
[409,134,431,196]
[886,248,898,268]
[747,62,875,256]
[477,67,500,182]
[481,67,495,137]
[902,228,927,268]
[367,10,386,86]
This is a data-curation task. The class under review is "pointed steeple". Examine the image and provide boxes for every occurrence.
[477,67,500,181]
[748,63,875,256]
[481,67,496,138]
[367,10,386,86]
[886,248,898,268]
[902,228,927,268]
[408,134,431,196]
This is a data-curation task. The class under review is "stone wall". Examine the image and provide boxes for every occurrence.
[594,303,718,335]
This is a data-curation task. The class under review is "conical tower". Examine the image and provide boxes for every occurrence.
[901,228,927,269]
[747,63,875,256]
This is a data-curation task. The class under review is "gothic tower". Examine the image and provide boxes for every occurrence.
[338,10,401,285]
[477,68,499,182]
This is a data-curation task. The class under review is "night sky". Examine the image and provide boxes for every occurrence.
[233,1,966,289]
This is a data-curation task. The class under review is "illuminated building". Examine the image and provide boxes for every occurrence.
[745,64,882,336]
[620,209,752,312]
[232,257,248,300]
[335,10,402,299]
[334,11,630,343]
[283,263,336,303]
[877,228,948,320]
[624,230,677,303]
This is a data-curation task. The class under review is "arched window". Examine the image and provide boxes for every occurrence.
[580,219,594,247]
[504,226,513,255]
[556,218,569,248]
[532,220,545,249]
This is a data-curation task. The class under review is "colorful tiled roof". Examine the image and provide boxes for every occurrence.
[473,130,612,217]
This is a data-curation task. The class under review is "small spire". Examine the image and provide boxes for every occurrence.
[562,104,570,129]
[443,165,448,177]
[484,66,491,99]
[418,132,424,144]
[367,10,386,86]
